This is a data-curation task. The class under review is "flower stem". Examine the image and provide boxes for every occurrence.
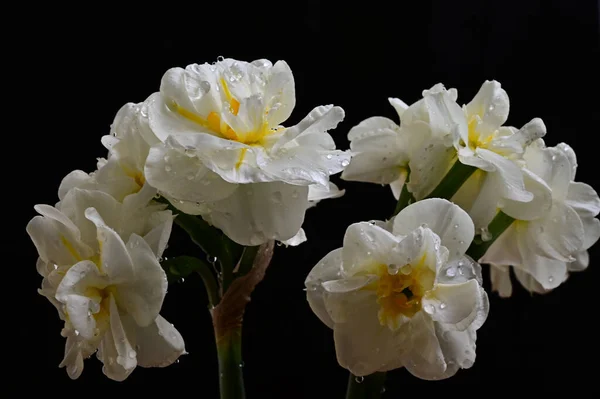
[215,328,245,399]
[393,170,414,216]
[425,160,477,201]
[345,372,387,399]
[466,211,515,261]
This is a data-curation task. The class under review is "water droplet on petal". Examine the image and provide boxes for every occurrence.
[216,55,224,62]
[548,276,554,283]
[453,224,459,229]
[200,81,211,94]
[326,154,333,160]
[291,190,299,199]
[440,302,447,309]
[424,304,435,314]
[128,350,136,359]
[74,330,80,336]
[355,376,364,383]
[400,264,413,275]
[341,159,350,167]
[445,267,456,277]
[165,165,172,172]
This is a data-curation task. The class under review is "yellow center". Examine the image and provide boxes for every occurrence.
[467,115,494,150]
[361,256,434,330]
[168,77,272,147]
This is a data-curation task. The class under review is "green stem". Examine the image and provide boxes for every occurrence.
[216,328,245,399]
[345,372,387,399]
[425,161,477,201]
[393,170,414,216]
[466,211,515,261]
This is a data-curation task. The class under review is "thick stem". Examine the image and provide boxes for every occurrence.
[211,241,275,399]
[345,372,387,399]
[215,328,245,399]
[466,211,515,261]
[425,161,477,201]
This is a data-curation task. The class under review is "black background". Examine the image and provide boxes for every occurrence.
[11,0,600,396]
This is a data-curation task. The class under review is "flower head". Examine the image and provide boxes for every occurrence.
[27,186,184,380]
[305,199,488,379]
[481,141,600,295]
[142,57,350,245]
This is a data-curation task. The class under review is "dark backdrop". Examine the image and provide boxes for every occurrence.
[12,0,600,396]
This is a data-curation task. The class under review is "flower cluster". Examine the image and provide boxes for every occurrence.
[28,57,599,390]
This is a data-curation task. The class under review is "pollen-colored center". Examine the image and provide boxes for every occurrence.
[362,258,434,330]
[168,77,271,147]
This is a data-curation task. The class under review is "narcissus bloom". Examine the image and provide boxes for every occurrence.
[481,141,600,295]
[305,199,488,379]
[60,103,154,203]
[27,186,184,381]
[142,57,350,246]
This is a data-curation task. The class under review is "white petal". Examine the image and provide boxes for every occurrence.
[402,312,446,380]
[347,116,398,142]
[389,175,407,200]
[142,212,174,258]
[569,250,589,272]
[554,142,578,180]
[59,335,86,379]
[423,87,468,141]
[117,234,167,327]
[330,291,401,376]
[393,198,474,260]
[307,182,345,207]
[56,260,108,340]
[466,81,509,129]
[27,212,86,267]
[135,315,186,367]
[516,234,569,290]
[305,248,344,329]
[280,228,307,246]
[489,265,513,297]
[566,182,600,218]
[203,182,309,246]
[388,97,409,119]
[501,168,552,221]
[407,134,456,200]
[145,141,239,202]
[341,222,400,276]
[512,268,548,294]
[476,148,533,203]
[272,105,344,152]
[524,203,584,262]
[424,280,488,331]
[434,324,477,372]
[58,170,94,200]
[581,216,600,250]
[85,208,135,283]
[264,60,295,126]
[98,295,137,381]
[479,224,523,266]
[464,171,503,229]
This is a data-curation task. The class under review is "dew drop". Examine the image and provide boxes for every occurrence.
[239,361,245,368]
[180,277,185,283]
[165,165,172,172]
[341,159,350,167]
[216,55,225,62]
[400,264,413,275]
[291,190,299,199]
[551,155,557,161]
[453,224,459,229]
[200,81,211,94]
[440,302,447,309]
[326,154,333,160]
[207,255,218,264]
[128,350,137,359]
[548,276,554,283]
[445,267,456,277]
[480,227,492,242]
[434,243,440,251]
[355,376,364,383]
[74,330,80,336]
[424,304,435,314]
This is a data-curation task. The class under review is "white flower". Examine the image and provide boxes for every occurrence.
[59,103,155,203]
[141,57,350,246]
[305,199,488,379]
[27,187,184,381]
[481,141,600,295]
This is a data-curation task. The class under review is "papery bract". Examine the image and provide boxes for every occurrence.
[142,57,350,246]
[305,199,488,379]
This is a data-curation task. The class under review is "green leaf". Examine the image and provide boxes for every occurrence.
[162,256,219,307]
[425,160,477,201]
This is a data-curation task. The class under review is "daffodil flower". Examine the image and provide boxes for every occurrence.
[305,199,488,379]
[27,187,184,380]
[481,141,600,295]
[59,103,154,203]
[142,57,350,246]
